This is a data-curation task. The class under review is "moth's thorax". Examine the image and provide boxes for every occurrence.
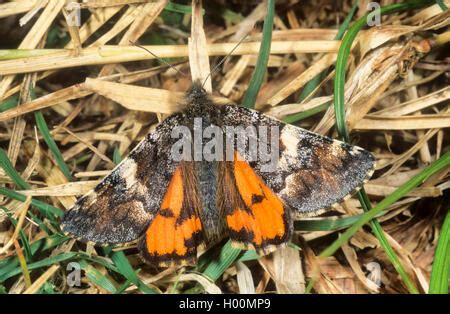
[183,85,222,125]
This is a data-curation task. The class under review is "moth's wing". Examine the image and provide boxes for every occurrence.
[61,114,184,245]
[138,163,204,267]
[220,105,375,217]
[217,152,291,253]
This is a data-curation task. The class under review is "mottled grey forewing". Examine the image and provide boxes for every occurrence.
[61,113,185,245]
[220,105,375,217]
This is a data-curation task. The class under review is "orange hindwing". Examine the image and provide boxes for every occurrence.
[225,152,290,253]
[138,167,203,266]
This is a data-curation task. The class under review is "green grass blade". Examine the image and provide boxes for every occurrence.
[241,0,274,109]
[0,252,76,282]
[0,95,18,112]
[286,2,358,124]
[0,251,119,282]
[294,211,385,232]
[109,250,157,294]
[435,0,448,10]
[40,282,56,294]
[78,260,117,293]
[34,111,73,181]
[334,2,359,39]
[202,240,242,282]
[238,250,260,262]
[115,279,133,294]
[113,146,122,165]
[27,210,52,235]
[0,149,30,190]
[333,0,434,142]
[0,187,63,218]
[296,74,325,104]
[323,0,435,294]
[0,234,68,281]
[164,1,194,14]
[1,207,32,261]
[71,153,92,165]
[319,150,450,258]
[0,49,60,61]
[429,210,450,294]
[296,2,358,103]
[283,101,331,124]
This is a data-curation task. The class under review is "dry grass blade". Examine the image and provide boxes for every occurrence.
[259,246,305,293]
[176,273,222,294]
[20,180,98,197]
[0,0,65,98]
[265,96,332,119]
[60,127,115,167]
[84,78,184,114]
[236,261,256,294]
[220,55,252,96]
[0,196,31,255]
[23,264,60,294]
[0,0,43,19]
[189,0,211,91]
[364,183,442,197]
[341,243,380,293]
[83,78,232,113]
[265,53,337,107]
[0,41,340,76]
[354,114,450,130]
[373,86,450,116]
[0,84,90,121]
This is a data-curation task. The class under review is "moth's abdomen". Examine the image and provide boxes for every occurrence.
[196,160,225,243]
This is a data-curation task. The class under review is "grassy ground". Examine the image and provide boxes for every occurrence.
[0,0,449,294]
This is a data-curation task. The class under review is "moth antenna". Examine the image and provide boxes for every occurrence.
[130,40,188,77]
[201,34,249,89]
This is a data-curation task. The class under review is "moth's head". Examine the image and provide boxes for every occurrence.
[187,80,208,100]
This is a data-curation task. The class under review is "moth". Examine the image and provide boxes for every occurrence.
[61,83,375,267]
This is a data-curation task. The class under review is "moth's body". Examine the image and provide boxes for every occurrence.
[62,84,375,266]
[196,160,224,242]
[167,89,226,244]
